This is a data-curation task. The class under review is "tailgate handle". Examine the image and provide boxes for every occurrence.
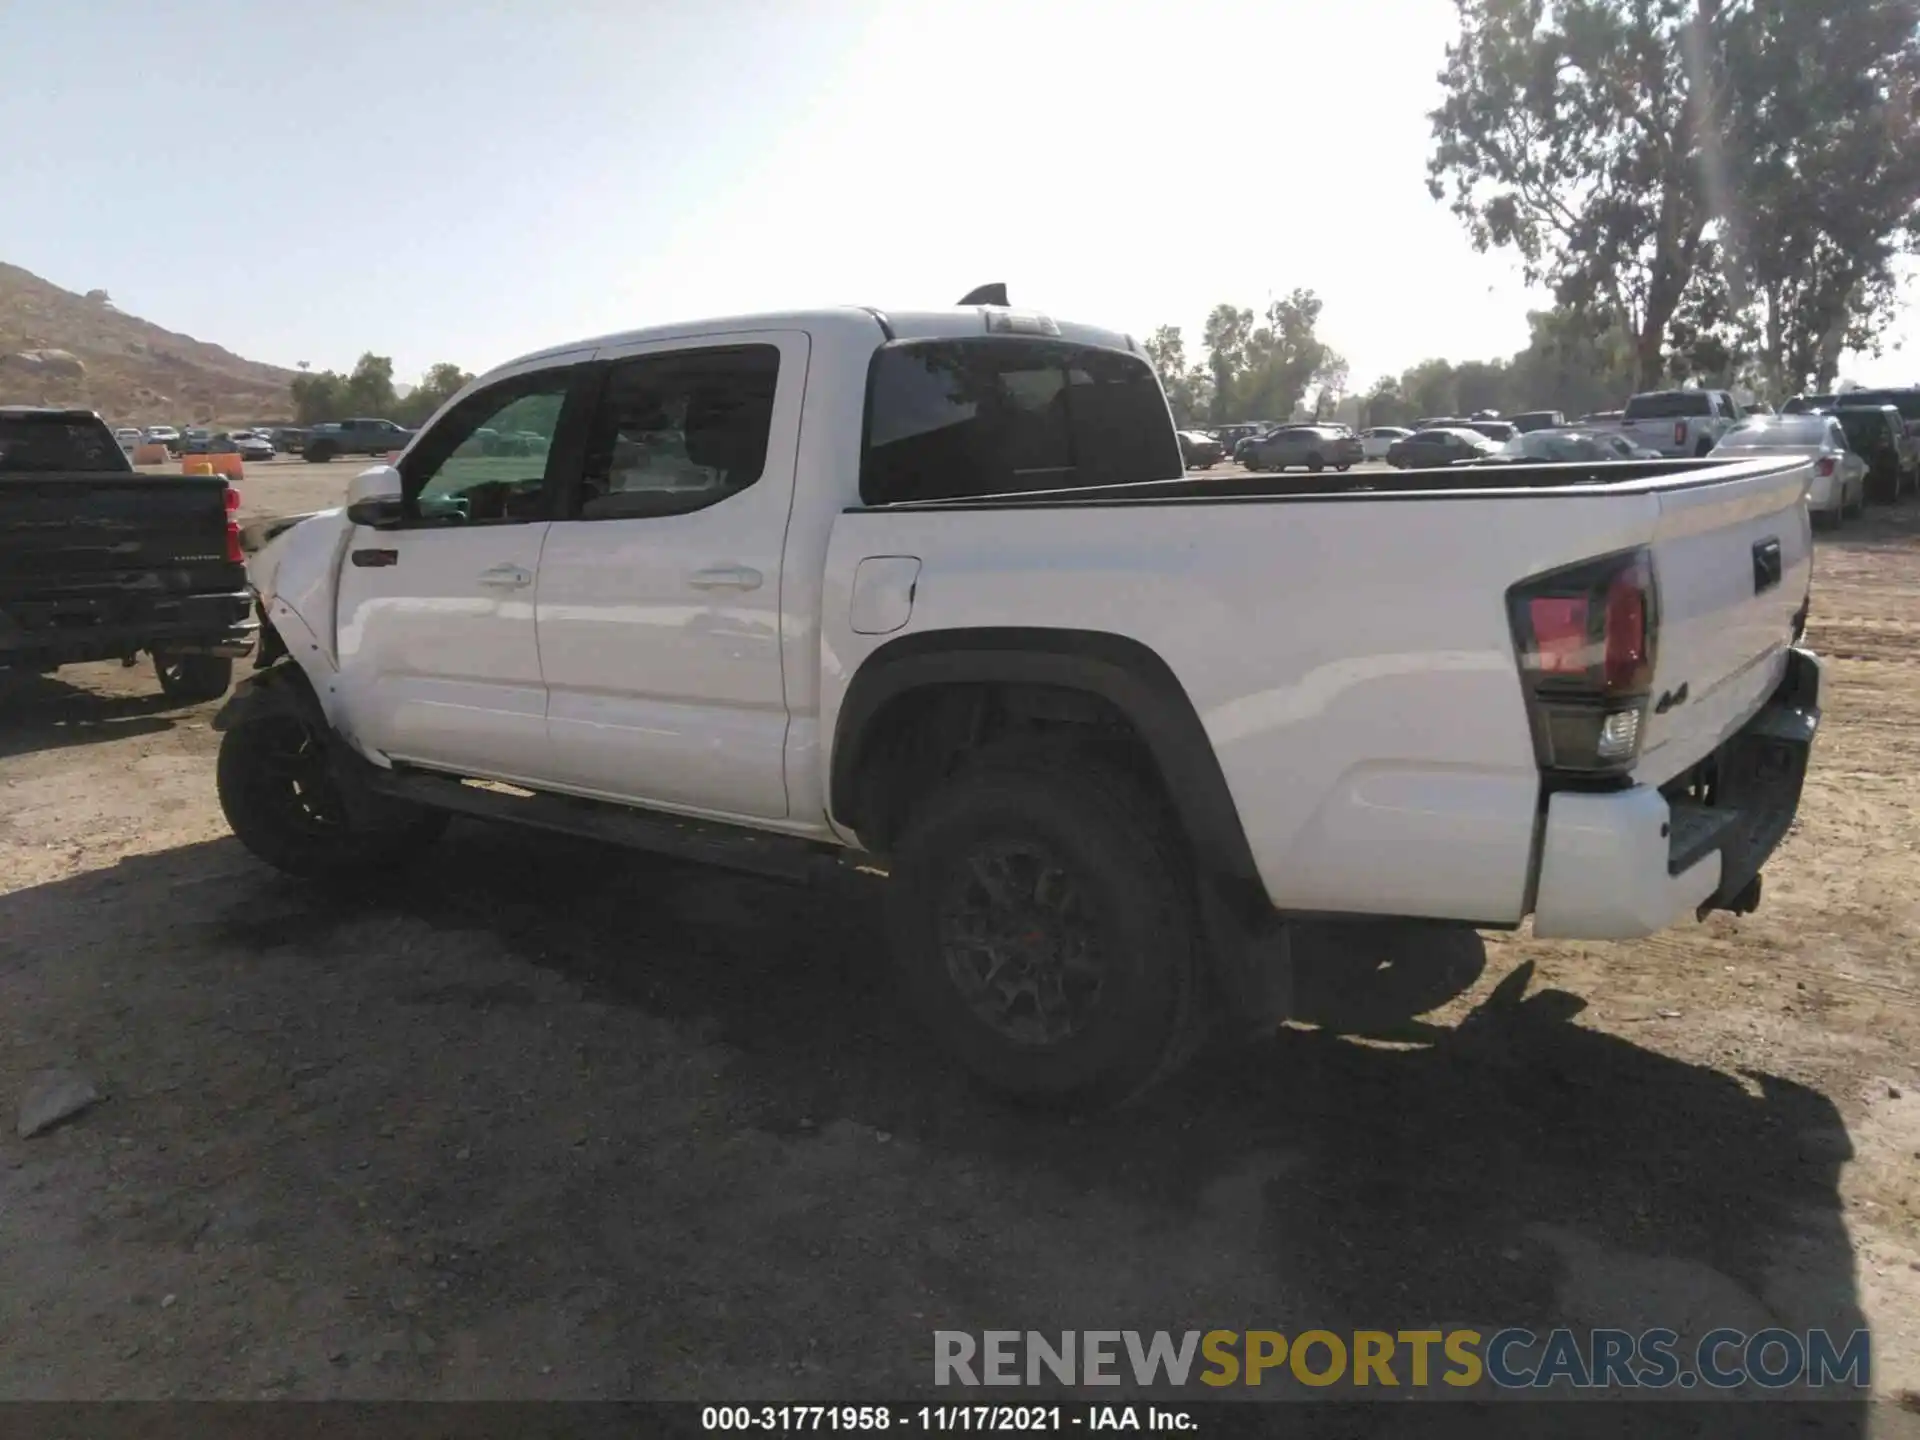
[351,548,399,568]
[1752,537,1782,594]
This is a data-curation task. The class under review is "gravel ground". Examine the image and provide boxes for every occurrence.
[3,471,1919,1432]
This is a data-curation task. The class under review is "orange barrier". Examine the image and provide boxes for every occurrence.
[132,442,170,465]
[182,453,244,480]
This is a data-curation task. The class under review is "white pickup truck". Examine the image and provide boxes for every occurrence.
[1620,388,1744,457]
[219,300,1823,1106]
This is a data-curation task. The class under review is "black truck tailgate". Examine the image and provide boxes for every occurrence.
[0,473,248,657]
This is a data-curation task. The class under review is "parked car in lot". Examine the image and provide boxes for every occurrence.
[1830,404,1916,502]
[1710,414,1865,526]
[220,299,1822,1107]
[178,428,219,454]
[1480,429,1615,464]
[225,429,277,462]
[113,426,143,452]
[1622,389,1741,457]
[1177,430,1226,469]
[1510,410,1567,434]
[1,406,253,701]
[1387,427,1501,468]
[1575,429,1666,460]
[267,427,309,456]
[144,424,182,453]
[1836,387,1920,441]
[303,416,416,463]
[1359,426,1411,460]
[1240,423,1362,473]
[1213,423,1265,458]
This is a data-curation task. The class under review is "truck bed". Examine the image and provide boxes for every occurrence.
[826,453,1812,927]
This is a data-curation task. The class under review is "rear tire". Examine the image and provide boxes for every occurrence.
[1695,439,1714,457]
[884,743,1203,1109]
[304,441,335,463]
[217,713,449,879]
[152,651,233,705]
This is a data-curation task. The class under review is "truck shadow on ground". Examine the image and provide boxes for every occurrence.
[0,669,180,759]
[0,823,1871,1425]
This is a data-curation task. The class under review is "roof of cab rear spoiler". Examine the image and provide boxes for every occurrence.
[957,283,1010,306]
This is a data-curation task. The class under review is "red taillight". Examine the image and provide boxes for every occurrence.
[224,484,243,562]
[1673,421,1688,446]
[1602,559,1653,692]
[1814,456,1837,477]
[1509,549,1657,777]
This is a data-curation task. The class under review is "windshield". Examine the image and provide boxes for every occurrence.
[0,415,134,473]
[1714,418,1825,450]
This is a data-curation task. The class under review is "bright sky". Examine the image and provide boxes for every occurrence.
[2,0,1914,390]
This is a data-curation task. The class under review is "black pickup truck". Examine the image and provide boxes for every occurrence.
[0,406,256,702]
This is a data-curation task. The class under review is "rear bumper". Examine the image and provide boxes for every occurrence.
[1531,647,1821,940]
[0,589,258,668]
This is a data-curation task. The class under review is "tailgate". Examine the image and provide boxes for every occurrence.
[1636,458,1811,782]
[0,474,240,635]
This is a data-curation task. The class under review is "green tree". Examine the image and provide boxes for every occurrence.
[1201,304,1256,422]
[1428,0,1728,390]
[1717,0,1920,395]
[1141,324,1211,426]
[1399,358,1461,420]
[394,362,476,426]
[343,353,398,417]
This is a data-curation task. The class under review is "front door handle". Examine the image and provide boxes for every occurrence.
[688,565,764,592]
[351,548,398,568]
[477,564,532,590]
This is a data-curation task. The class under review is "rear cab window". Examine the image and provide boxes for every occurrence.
[0,413,133,473]
[1625,392,1713,420]
[860,338,1181,504]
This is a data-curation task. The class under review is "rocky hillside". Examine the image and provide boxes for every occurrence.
[0,262,295,426]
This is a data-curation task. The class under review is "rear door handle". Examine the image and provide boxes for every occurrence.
[688,565,764,592]
[477,564,532,590]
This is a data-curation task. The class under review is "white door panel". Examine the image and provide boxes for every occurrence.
[334,524,551,777]
[536,330,808,819]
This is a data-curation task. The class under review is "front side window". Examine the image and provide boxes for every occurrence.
[572,344,780,520]
[401,368,577,524]
[861,338,1181,504]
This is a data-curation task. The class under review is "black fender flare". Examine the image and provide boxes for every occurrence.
[209,658,323,734]
[830,628,1260,887]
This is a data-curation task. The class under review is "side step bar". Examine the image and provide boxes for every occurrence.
[366,765,863,886]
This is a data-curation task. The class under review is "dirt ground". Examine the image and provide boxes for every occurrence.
[3,472,1920,1429]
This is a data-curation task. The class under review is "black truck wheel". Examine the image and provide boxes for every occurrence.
[217,712,447,879]
[304,440,335,463]
[885,743,1202,1109]
[153,651,234,705]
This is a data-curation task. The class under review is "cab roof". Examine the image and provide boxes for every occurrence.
[502,305,1141,370]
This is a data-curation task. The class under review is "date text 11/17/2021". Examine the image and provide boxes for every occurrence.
[701,1405,1195,1432]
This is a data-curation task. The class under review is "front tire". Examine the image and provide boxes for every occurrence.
[217,713,448,879]
[304,441,335,463]
[1307,453,1326,473]
[885,745,1202,1109]
[153,651,233,705]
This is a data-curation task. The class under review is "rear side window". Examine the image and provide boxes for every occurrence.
[860,338,1181,504]
[0,415,131,473]
[1625,392,1712,420]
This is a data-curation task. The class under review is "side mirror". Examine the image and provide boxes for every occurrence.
[344,464,405,528]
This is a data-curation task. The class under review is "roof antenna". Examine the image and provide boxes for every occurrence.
[958,283,1009,307]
